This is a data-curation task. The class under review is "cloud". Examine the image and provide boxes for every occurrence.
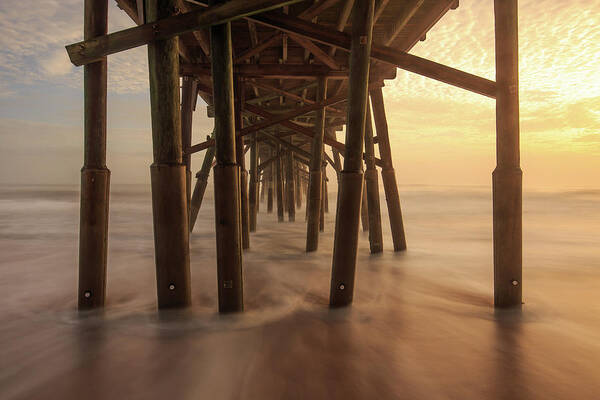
[0,0,148,95]
[573,134,600,143]
[41,50,73,77]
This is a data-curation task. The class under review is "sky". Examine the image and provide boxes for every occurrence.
[0,0,598,189]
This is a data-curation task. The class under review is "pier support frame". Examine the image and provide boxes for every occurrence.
[267,147,274,213]
[286,143,296,222]
[78,0,109,310]
[147,0,191,308]
[330,0,374,307]
[370,87,407,251]
[364,105,383,253]
[295,163,303,209]
[276,144,285,222]
[249,132,258,231]
[235,78,250,248]
[210,3,243,312]
[189,143,215,231]
[181,76,197,213]
[306,77,327,251]
[493,0,522,308]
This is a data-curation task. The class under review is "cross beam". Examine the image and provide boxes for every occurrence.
[248,11,497,97]
[66,0,303,66]
[181,63,349,79]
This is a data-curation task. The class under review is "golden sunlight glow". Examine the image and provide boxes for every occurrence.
[380,0,600,188]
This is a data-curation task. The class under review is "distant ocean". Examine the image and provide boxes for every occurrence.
[1,183,599,399]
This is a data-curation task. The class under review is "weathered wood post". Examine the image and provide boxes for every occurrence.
[249,132,258,231]
[267,147,274,213]
[295,162,303,209]
[330,0,374,306]
[320,165,325,232]
[276,144,285,222]
[493,0,522,308]
[323,169,329,213]
[235,78,250,249]
[327,128,342,178]
[147,0,191,308]
[364,104,383,253]
[210,0,243,312]
[306,77,327,251]
[181,76,197,213]
[79,0,110,309]
[189,142,215,231]
[360,181,369,231]
[370,87,407,251]
[286,141,296,221]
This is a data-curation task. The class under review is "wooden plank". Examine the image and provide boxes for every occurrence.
[383,0,423,46]
[398,0,456,51]
[181,62,349,78]
[66,0,304,66]
[244,102,383,167]
[249,11,497,97]
[298,0,341,20]
[329,0,353,57]
[288,33,340,69]
[239,94,347,136]
[248,80,343,113]
[373,0,390,23]
[234,32,281,63]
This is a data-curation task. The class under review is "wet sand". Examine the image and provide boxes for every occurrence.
[1,184,599,399]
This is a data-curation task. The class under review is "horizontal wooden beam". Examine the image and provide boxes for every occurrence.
[181,63,349,79]
[298,0,341,20]
[384,0,423,46]
[245,103,381,167]
[66,0,303,66]
[240,94,347,136]
[288,33,340,69]
[234,32,282,63]
[248,11,497,97]
[248,80,343,113]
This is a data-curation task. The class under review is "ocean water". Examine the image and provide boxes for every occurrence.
[0,183,599,399]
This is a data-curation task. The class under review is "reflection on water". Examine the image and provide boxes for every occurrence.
[0,184,599,399]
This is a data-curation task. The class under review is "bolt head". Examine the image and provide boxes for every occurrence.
[169,284,175,290]
[83,291,91,298]
[511,280,519,286]
[338,283,345,290]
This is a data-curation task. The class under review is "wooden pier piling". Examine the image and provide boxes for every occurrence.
[360,181,369,232]
[210,2,243,312]
[364,105,383,253]
[235,78,250,249]
[306,77,327,251]
[189,144,215,232]
[330,0,374,307]
[181,76,197,213]
[267,147,274,213]
[147,0,191,308]
[249,132,258,232]
[286,142,296,222]
[276,144,285,222]
[493,0,522,308]
[370,87,407,251]
[78,0,109,310]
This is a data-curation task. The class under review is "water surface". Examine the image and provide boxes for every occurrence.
[1,184,599,399]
